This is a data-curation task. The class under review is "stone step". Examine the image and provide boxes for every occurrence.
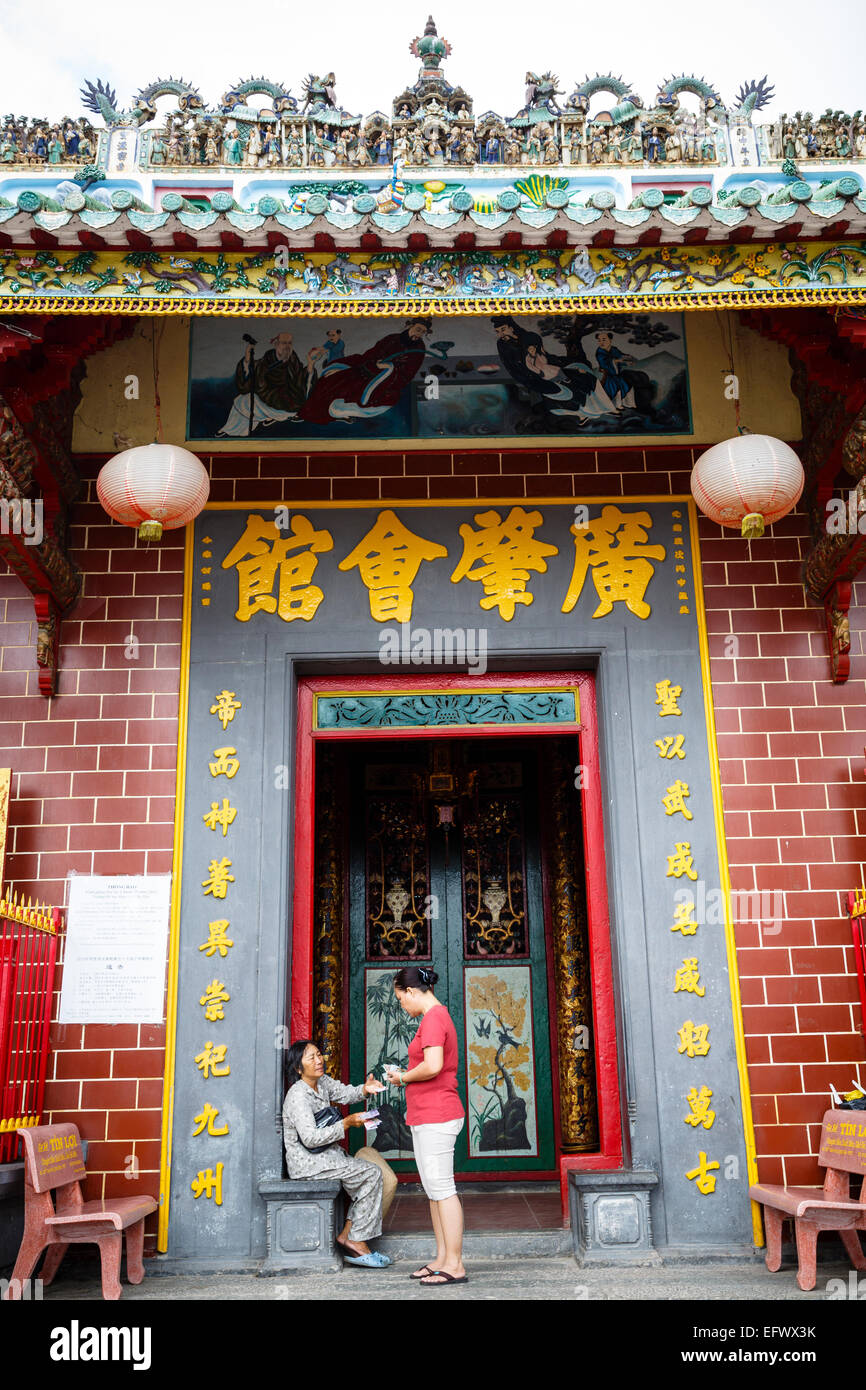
[377,1228,573,1261]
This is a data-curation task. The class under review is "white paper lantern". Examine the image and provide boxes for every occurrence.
[690,434,804,539]
[97,443,210,541]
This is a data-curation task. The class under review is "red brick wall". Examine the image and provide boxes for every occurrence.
[1,444,864,1245]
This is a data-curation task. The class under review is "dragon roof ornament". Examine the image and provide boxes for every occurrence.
[0,21,860,185]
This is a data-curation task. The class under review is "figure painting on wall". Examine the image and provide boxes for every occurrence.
[190,312,690,440]
[297,318,433,423]
[217,331,317,436]
[214,320,432,434]
[492,315,616,423]
[594,331,637,411]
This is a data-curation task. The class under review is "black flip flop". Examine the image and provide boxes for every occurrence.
[420,1269,469,1285]
[410,1265,436,1280]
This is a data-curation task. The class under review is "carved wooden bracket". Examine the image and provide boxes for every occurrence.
[824,580,852,684]
[32,593,61,697]
[0,316,134,694]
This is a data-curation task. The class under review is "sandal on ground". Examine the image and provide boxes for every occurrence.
[410,1264,436,1279]
[420,1269,469,1285]
[341,1249,392,1268]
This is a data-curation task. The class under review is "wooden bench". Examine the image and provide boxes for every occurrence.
[749,1108,866,1290]
[1,1122,157,1301]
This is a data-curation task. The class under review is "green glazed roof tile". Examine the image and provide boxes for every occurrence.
[371,210,413,231]
[79,209,122,229]
[660,206,701,226]
[420,210,464,228]
[225,211,266,231]
[611,207,650,226]
[33,211,73,230]
[515,206,557,227]
[273,212,315,229]
[322,209,363,230]
[127,211,171,231]
[563,206,603,225]
[177,210,219,230]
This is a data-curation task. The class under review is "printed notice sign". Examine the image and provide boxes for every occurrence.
[58,875,171,1023]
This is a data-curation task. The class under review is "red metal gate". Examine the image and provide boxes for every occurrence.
[0,891,61,1163]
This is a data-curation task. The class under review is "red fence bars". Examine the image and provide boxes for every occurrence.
[0,890,62,1163]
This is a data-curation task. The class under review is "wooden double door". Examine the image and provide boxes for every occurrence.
[344,737,559,1175]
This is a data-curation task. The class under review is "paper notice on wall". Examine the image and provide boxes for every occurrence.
[58,875,171,1023]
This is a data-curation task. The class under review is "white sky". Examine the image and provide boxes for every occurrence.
[2,0,864,125]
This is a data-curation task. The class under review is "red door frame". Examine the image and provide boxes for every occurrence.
[291,672,624,1212]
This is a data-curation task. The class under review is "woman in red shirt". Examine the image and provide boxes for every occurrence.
[386,965,467,1286]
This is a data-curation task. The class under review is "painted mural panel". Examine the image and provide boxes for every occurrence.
[464,966,538,1158]
[364,967,416,1160]
[188,312,690,441]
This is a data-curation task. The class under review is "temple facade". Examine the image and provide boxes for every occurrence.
[1,20,865,1270]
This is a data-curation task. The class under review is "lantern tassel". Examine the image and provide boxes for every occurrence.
[741,512,765,540]
[138,520,164,542]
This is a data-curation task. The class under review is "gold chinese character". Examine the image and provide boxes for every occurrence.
[667,842,698,881]
[671,901,698,936]
[192,1103,230,1137]
[562,506,666,621]
[684,1086,716,1130]
[191,1163,224,1204]
[202,858,235,899]
[199,921,234,959]
[450,507,558,620]
[209,747,240,779]
[685,1151,720,1195]
[674,957,706,997]
[655,735,685,759]
[199,979,231,1019]
[655,679,682,716]
[339,509,447,622]
[222,514,334,623]
[210,690,242,729]
[677,1020,711,1058]
[195,1041,230,1079]
[203,799,238,837]
[662,780,693,820]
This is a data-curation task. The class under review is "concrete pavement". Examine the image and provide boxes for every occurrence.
[30,1255,862,1301]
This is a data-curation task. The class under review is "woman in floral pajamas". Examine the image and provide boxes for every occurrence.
[282,1039,394,1268]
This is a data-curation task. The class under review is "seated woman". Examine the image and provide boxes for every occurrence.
[282,1039,396,1268]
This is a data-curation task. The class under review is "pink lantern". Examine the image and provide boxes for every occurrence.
[690,434,804,539]
[97,443,210,541]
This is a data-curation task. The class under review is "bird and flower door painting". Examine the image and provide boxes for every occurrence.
[330,735,597,1176]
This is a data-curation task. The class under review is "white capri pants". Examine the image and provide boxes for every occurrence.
[411,1118,464,1200]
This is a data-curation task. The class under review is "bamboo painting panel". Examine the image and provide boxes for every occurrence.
[364,967,416,1160]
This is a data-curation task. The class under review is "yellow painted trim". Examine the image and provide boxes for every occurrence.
[3,289,866,316]
[0,1114,40,1132]
[157,519,194,1252]
[688,498,763,1248]
[205,495,694,511]
[180,494,760,1241]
